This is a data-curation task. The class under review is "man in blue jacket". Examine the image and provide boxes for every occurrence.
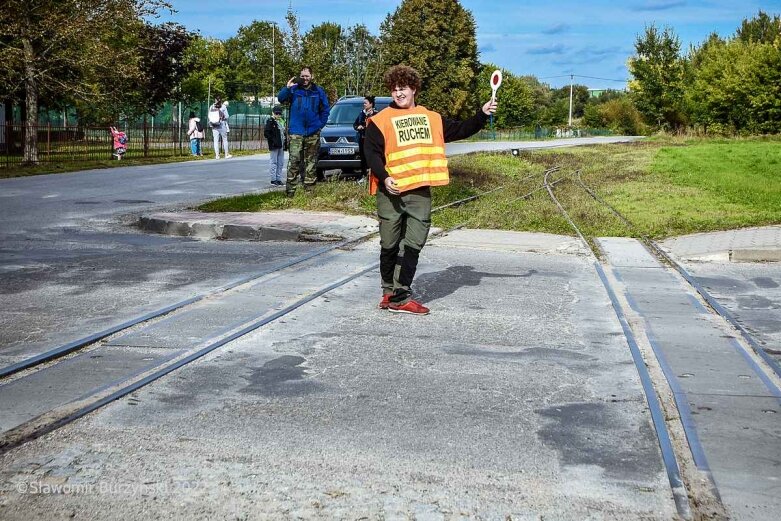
[277,66,330,195]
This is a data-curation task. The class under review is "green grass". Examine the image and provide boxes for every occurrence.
[200,180,378,215]
[197,136,781,239]
[600,137,781,237]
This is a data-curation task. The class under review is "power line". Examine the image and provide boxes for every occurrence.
[536,74,629,83]
[573,74,629,83]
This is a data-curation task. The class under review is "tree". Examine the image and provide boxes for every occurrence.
[688,39,781,134]
[301,22,345,101]
[550,83,590,120]
[519,75,554,124]
[0,0,169,163]
[477,64,534,128]
[223,21,291,102]
[736,10,781,44]
[341,24,383,97]
[179,35,226,104]
[283,5,302,67]
[132,23,192,116]
[628,24,687,130]
[584,98,645,135]
[590,89,627,104]
[539,98,570,127]
[378,0,480,118]
[224,21,275,99]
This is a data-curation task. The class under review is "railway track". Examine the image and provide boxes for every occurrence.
[0,169,556,453]
[542,169,781,520]
[541,169,694,519]
[1,165,560,381]
[5,161,775,520]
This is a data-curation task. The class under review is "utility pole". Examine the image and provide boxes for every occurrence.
[264,20,277,107]
[271,22,276,104]
[568,74,574,127]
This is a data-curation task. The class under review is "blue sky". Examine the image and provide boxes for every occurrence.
[157,0,781,90]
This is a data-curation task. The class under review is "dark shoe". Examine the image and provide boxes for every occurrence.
[378,294,392,309]
[285,191,295,198]
[388,299,430,315]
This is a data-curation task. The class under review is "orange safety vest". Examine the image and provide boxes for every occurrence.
[368,105,448,195]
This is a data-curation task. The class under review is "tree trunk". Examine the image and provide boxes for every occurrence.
[143,115,149,157]
[3,99,13,154]
[22,37,39,164]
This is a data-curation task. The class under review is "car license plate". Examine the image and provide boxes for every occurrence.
[329,147,354,155]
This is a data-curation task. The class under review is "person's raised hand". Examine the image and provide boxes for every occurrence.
[286,77,297,88]
[384,176,400,195]
[482,99,498,115]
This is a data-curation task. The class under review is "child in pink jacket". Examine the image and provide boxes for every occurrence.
[109,126,128,160]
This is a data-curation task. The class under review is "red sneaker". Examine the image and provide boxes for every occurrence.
[379,294,392,309]
[388,299,430,315]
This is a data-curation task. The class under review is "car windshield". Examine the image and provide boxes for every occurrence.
[327,103,363,125]
[327,101,391,125]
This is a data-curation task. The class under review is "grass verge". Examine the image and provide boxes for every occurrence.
[198,136,781,239]
[0,149,262,179]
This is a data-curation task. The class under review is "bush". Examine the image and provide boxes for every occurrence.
[581,99,648,135]
[582,104,607,128]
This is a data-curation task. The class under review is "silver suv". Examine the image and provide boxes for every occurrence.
[316,95,391,178]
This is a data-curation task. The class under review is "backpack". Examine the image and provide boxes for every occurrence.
[194,120,204,133]
[207,108,221,128]
[118,134,128,145]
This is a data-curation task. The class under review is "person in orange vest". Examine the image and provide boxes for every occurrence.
[365,65,497,315]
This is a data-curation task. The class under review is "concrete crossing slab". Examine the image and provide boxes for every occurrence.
[0,346,179,432]
[598,237,781,520]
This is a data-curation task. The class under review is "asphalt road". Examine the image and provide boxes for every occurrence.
[2,136,780,519]
[0,137,640,365]
[0,154,321,366]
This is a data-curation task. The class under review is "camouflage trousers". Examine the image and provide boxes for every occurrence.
[286,133,320,193]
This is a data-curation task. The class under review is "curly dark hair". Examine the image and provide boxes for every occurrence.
[383,65,421,93]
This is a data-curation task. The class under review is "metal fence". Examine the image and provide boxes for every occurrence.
[0,122,270,166]
[10,100,274,127]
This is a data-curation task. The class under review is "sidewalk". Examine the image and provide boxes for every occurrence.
[659,225,781,262]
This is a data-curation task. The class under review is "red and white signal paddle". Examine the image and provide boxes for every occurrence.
[490,69,503,102]
[490,69,502,138]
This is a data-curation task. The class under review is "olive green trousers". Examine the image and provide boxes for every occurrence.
[376,187,431,303]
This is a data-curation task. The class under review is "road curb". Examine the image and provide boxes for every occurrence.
[137,216,300,242]
[730,248,781,263]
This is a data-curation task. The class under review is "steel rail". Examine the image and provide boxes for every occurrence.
[0,239,368,379]
[0,207,497,452]
[543,169,693,520]
[573,171,781,380]
[0,261,379,454]
[1,179,525,380]
[445,167,562,231]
